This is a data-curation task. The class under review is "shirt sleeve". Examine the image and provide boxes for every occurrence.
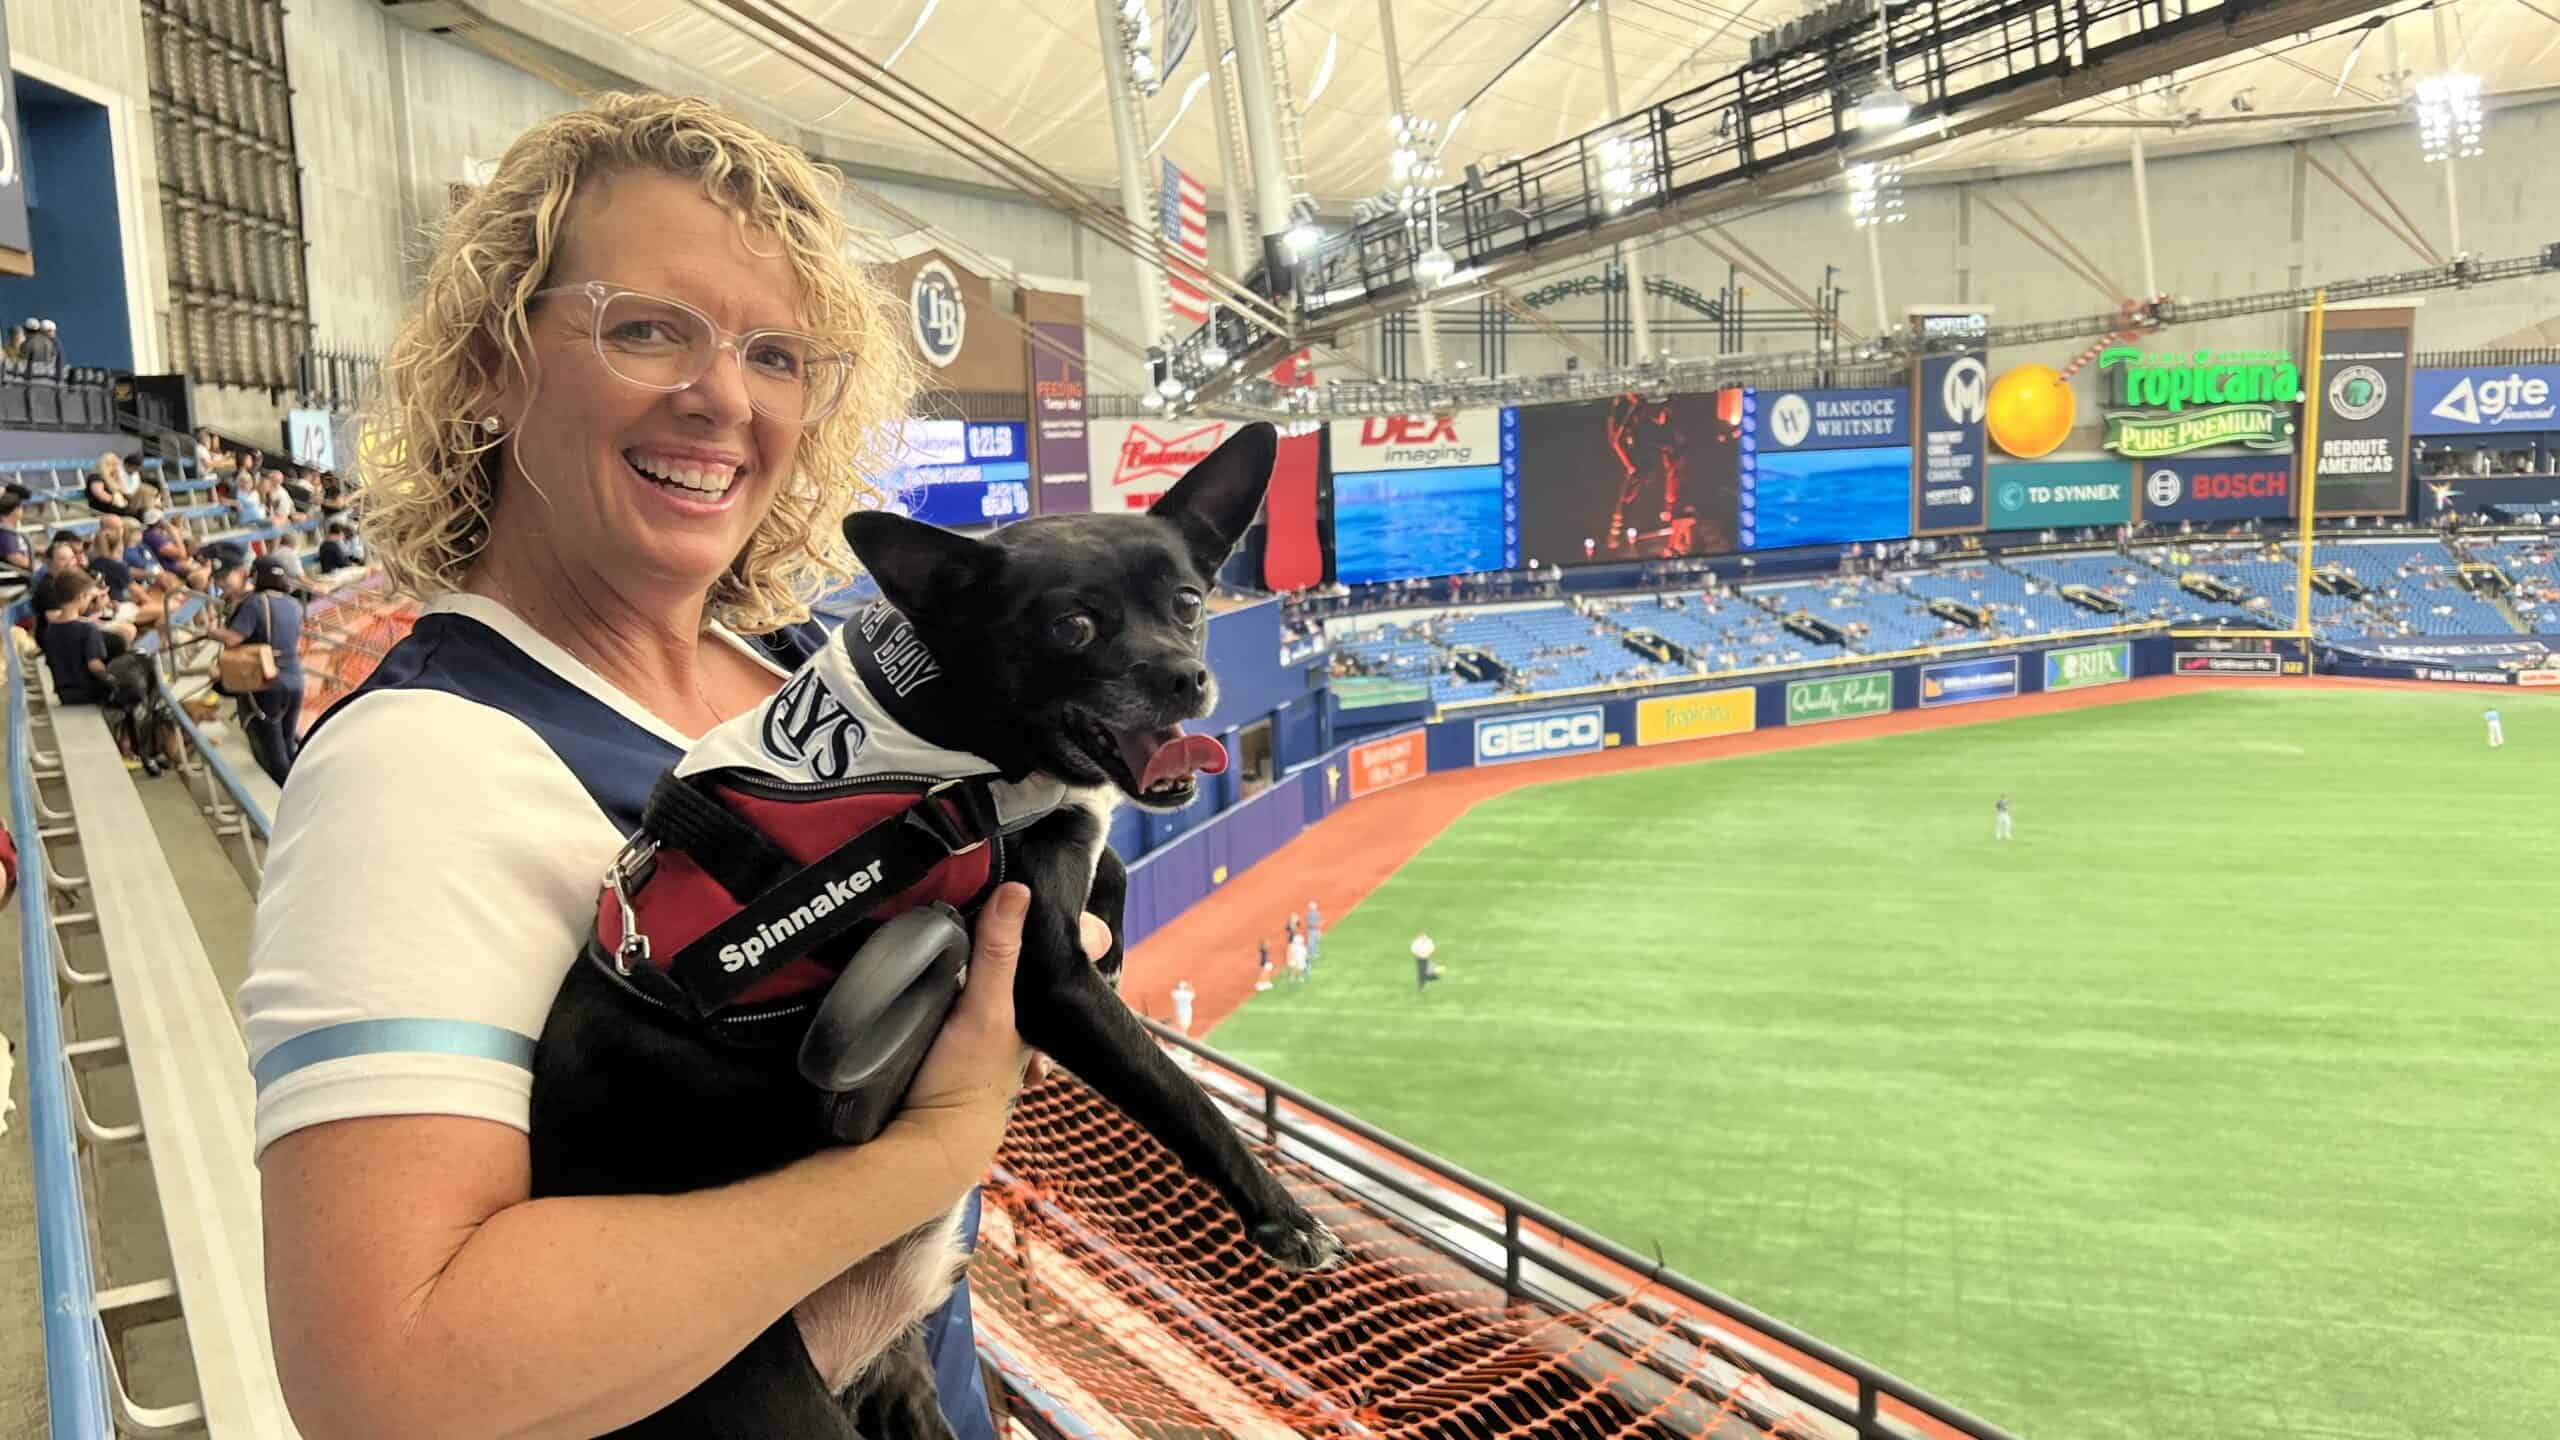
[239,689,626,1155]
[79,627,106,669]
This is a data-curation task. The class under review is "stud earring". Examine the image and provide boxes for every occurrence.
[479,415,502,435]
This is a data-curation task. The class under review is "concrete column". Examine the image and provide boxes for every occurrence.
[2130,136,2158,299]
[2287,143,2307,288]
[1224,0,1300,278]
[1094,0,1167,349]
[1955,184,1973,304]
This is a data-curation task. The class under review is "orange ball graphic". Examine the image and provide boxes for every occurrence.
[1985,364,2077,459]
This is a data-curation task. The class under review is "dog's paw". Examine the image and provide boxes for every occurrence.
[1249,1210,1348,1273]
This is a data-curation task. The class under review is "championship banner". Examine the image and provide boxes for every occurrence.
[2308,307,2415,516]
[1346,728,1427,798]
[1913,349,1990,534]
[1029,320,1090,514]
[1635,687,1756,746]
[1786,671,1893,725]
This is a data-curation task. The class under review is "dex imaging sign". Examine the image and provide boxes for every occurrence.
[1328,410,1503,470]
[1473,706,1605,766]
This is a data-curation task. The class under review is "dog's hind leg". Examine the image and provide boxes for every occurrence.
[1010,811,1345,1273]
[842,1328,959,1440]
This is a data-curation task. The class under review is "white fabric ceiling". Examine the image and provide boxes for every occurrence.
[528,0,2560,205]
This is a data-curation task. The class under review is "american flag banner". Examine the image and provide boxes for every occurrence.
[1160,156,1210,325]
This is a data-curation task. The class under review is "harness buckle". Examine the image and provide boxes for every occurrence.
[908,778,997,857]
[606,834,659,976]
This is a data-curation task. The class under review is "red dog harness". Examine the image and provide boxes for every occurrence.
[581,603,1066,1040]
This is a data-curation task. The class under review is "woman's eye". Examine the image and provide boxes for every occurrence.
[1173,588,1205,626]
[1052,614,1097,649]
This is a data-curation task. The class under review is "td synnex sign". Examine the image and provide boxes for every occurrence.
[1474,705,1605,765]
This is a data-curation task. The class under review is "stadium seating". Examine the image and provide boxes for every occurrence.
[1899,561,2090,637]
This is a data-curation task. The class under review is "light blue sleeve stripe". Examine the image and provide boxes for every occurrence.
[252,1018,538,1093]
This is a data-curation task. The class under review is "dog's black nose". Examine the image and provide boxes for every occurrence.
[1166,659,1211,704]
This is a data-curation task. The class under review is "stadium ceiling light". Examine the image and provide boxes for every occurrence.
[2415,72,2484,162]
[1416,243,1457,285]
[1854,81,1915,130]
[1846,160,1905,227]
[1200,307,1230,368]
[1140,388,1164,410]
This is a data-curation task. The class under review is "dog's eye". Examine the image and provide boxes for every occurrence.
[1051,613,1097,649]
[1172,588,1205,628]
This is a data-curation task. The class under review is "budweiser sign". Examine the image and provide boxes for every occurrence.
[1088,418,1237,511]
[1328,409,1502,472]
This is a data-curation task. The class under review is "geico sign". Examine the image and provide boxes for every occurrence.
[1474,708,1603,764]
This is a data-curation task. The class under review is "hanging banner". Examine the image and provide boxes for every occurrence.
[1088,417,1240,513]
[1913,349,1990,533]
[1029,320,1090,515]
[0,1,29,262]
[2308,307,2416,516]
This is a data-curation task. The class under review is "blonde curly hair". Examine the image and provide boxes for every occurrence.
[361,92,916,631]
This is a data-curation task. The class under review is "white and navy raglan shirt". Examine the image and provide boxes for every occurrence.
[239,592,1001,1440]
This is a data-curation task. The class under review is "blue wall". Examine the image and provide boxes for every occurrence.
[0,78,132,372]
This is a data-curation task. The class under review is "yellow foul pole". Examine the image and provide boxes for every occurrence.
[2295,290,2327,637]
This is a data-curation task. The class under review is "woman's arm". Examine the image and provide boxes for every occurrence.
[263,883,1042,1440]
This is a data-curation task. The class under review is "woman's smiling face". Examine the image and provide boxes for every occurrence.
[488,169,815,604]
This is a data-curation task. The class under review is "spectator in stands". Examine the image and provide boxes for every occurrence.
[316,468,352,524]
[241,93,1061,1440]
[35,569,113,704]
[86,520,166,629]
[86,451,148,519]
[3,324,23,362]
[211,554,304,784]
[313,521,361,574]
[0,484,33,590]
[22,319,59,368]
[262,468,299,524]
[195,428,231,477]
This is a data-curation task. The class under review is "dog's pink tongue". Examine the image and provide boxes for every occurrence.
[1137,729,1229,790]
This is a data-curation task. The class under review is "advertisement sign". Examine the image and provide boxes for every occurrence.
[1986,460,2133,531]
[1473,705,1606,765]
[1514,393,1742,563]
[2411,366,2560,434]
[0,0,28,259]
[909,259,967,369]
[1786,671,1893,725]
[1914,350,1990,533]
[2097,347,2298,458]
[1327,410,1505,471]
[1635,687,1756,746]
[2137,458,2294,523]
[2177,652,2282,676]
[889,478,1032,527]
[1751,387,1909,452]
[887,420,1030,528]
[2044,641,2131,691]
[1332,676,1435,708]
[1919,655,2020,707]
[1346,728,1428,798]
[1331,463,1518,584]
[1030,321,1089,514]
[1740,446,1912,550]
[1088,417,1238,513]
[2308,308,2415,516]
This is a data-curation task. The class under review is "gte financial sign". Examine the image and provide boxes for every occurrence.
[1328,411,1503,472]
[2099,347,2299,458]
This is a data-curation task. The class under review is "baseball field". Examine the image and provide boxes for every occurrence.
[1206,686,2556,1440]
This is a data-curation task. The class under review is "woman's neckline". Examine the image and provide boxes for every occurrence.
[425,592,785,746]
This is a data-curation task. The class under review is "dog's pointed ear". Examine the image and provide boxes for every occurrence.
[843,510,1000,617]
[1149,421,1276,581]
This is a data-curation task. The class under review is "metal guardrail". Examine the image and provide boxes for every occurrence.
[159,675,274,880]
[1148,1020,2026,1440]
[6,604,118,1439]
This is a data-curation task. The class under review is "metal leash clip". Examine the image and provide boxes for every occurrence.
[605,833,659,975]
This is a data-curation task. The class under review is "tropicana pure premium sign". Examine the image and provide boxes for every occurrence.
[2098,346,2300,458]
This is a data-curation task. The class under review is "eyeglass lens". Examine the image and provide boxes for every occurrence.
[593,290,848,423]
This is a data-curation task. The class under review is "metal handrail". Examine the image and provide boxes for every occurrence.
[159,675,274,883]
[1146,1020,2026,1440]
[6,603,117,1438]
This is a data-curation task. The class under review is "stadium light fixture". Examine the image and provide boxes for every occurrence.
[1854,82,1915,130]
[1140,388,1164,410]
[2415,72,2484,162]
[1847,160,1905,226]
[1416,244,1457,285]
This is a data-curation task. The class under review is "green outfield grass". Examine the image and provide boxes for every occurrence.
[1212,687,2557,1440]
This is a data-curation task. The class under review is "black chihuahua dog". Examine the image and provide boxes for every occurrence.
[529,422,1342,1439]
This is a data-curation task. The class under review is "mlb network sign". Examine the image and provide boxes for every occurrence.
[1327,410,1504,471]
[2411,366,2560,435]
[1473,705,1605,766]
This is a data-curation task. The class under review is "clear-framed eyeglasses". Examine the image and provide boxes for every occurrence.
[532,280,854,426]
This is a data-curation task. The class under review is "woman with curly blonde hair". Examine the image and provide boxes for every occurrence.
[242,93,1094,1439]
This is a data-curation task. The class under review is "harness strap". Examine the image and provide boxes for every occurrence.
[662,777,1003,1017]
[640,772,795,900]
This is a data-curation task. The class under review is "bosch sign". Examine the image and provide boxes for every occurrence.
[1327,410,1504,471]
[1473,706,1606,766]
[2137,457,2294,523]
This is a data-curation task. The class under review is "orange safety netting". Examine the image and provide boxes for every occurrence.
[295,579,418,730]
[976,1067,1830,1440]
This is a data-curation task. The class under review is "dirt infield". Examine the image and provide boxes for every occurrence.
[1122,673,2508,1034]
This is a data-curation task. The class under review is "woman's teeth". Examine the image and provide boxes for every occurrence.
[626,451,740,496]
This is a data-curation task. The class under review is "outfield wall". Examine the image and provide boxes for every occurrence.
[1120,634,2182,950]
